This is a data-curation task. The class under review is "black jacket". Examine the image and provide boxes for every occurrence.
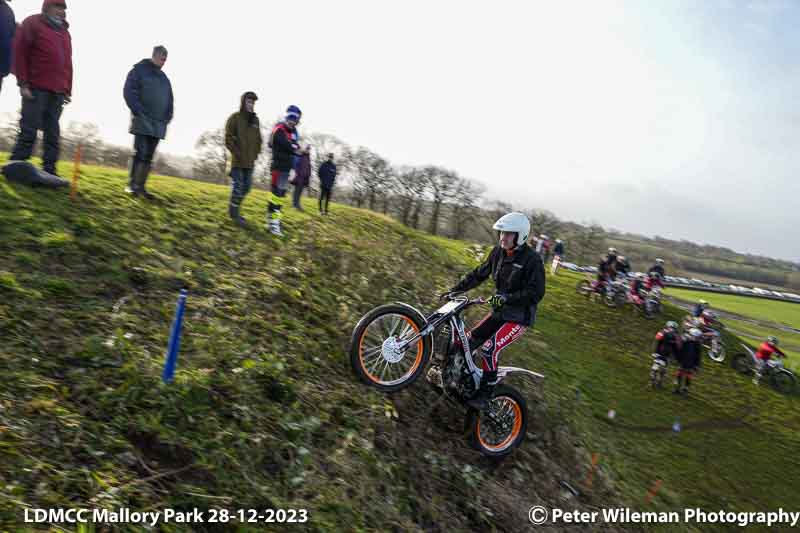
[451,244,546,326]
[653,329,681,358]
[648,264,665,277]
[269,122,298,172]
[0,0,15,77]
[318,160,337,188]
[679,338,702,369]
[124,59,174,139]
[554,242,564,255]
[617,259,631,276]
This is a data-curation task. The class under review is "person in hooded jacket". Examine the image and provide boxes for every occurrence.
[10,0,72,176]
[224,91,262,226]
[123,45,174,199]
[0,0,16,95]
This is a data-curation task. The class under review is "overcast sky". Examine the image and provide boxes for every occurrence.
[2,0,799,262]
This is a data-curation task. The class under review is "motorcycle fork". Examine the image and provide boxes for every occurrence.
[451,314,483,390]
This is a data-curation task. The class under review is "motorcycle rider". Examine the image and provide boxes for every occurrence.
[652,321,682,385]
[691,299,709,318]
[644,271,664,291]
[675,327,703,395]
[628,275,646,305]
[616,255,631,277]
[445,212,546,409]
[753,336,786,385]
[648,258,666,278]
[596,253,616,293]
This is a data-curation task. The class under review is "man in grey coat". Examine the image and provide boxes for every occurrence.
[123,45,173,199]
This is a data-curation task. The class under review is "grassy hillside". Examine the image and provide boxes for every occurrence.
[1,159,799,532]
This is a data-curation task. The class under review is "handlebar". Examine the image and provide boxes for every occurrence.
[443,291,486,307]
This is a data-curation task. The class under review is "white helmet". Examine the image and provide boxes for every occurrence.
[688,328,703,340]
[656,258,665,264]
[556,239,562,243]
[493,212,531,247]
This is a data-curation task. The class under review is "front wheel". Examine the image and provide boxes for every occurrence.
[576,280,592,298]
[466,385,528,457]
[707,341,726,363]
[770,370,797,394]
[349,304,432,392]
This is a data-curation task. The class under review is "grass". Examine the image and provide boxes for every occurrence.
[1,158,799,531]
[667,287,800,329]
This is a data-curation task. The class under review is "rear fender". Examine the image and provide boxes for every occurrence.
[496,366,545,384]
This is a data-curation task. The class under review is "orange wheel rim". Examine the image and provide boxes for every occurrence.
[477,397,522,452]
[358,315,423,386]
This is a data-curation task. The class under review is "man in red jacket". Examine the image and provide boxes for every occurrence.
[10,0,72,177]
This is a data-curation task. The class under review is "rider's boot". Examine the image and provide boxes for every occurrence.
[467,370,497,410]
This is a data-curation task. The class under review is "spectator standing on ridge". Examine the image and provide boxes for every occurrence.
[267,105,303,236]
[0,0,15,95]
[224,91,262,226]
[291,145,311,211]
[317,152,337,215]
[10,0,72,177]
[123,45,173,199]
[551,238,565,275]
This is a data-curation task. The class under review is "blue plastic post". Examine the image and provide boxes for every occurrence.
[162,289,188,384]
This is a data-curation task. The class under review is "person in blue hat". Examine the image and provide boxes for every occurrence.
[266,105,302,236]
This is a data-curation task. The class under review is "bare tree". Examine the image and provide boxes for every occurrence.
[450,177,486,240]
[348,146,393,211]
[394,166,429,227]
[193,128,228,183]
[423,166,459,236]
[525,209,563,244]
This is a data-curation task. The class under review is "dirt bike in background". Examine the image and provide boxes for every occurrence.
[731,343,796,394]
[349,293,544,457]
[630,286,663,319]
[683,315,726,362]
[576,277,608,302]
[604,278,628,308]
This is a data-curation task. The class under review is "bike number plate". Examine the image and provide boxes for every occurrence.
[436,300,461,315]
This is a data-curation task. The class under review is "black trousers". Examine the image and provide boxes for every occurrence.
[319,186,333,212]
[133,134,160,165]
[11,89,65,174]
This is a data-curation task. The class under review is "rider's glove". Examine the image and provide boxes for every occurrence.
[488,294,508,309]
[439,291,452,301]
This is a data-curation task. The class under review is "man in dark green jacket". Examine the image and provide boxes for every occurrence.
[123,45,173,199]
[225,91,262,226]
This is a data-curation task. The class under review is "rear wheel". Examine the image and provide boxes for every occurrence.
[770,370,797,394]
[349,304,432,392]
[466,385,528,457]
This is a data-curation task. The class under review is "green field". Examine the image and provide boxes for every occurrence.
[667,287,800,328]
[1,159,799,531]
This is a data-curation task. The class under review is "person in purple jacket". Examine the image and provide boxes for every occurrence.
[0,0,16,95]
[291,145,311,210]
